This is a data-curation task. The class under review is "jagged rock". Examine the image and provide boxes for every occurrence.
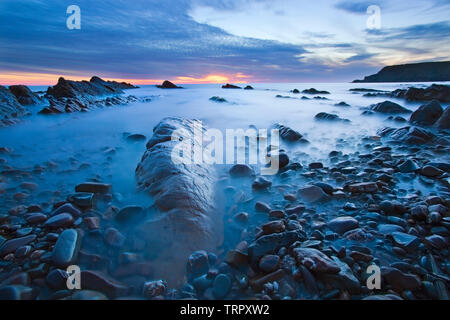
[302,88,330,95]
[370,101,411,114]
[391,84,450,103]
[274,124,303,142]
[436,106,450,130]
[135,117,221,285]
[379,126,435,144]
[9,85,43,105]
[315,112,350,122]
[157,80,182,89]
[0,85,28,126]
[293,248,340,274]
[410,100,443,126]
[222,84,242,89]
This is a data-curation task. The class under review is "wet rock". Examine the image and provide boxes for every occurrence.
[44,213,74,228]
[229,164,255,177]
[378,224,404,235]
[348,182,378,194]
[51,203,81,217]
[424,235,447,249]
[157,80,183,89]
[285,205,305,215]
[275,124,303,142]
[302,88,330,95]
[81,270,128,299]
[9,85,43,105]
[52,229,81,268]
[0,235,36,256]
[309,162,323,169]
[83,216,100,230]
[313,182,334,195]
[225,250,249,268]
[390,232,420,251]
[114,205,144,222]
[410,205,428,221]
[370,101,411,114]
[293,248,340,274]
[248,231,299,264]
[297,185,329,203]
[187,250,210,277]
[436,106,450,129]
[259,255,280,273]
[328,217,359,235]
[398,159,419,173]
[213,274,231,299]
[126,134,147,142]
[255,201,271,213]
[335,101,350,107]
[26,213,47,225]
[222,84,241,89]
[420,165,444,177]
[262,220,285,235]
[410,100,443,126]
[244,85,254,90]
[67,192,94,209]
[209,96,227,103]
[0,85,27,126]
[46,269,68,290]
[143,280,167,299]
[315,112,350,123]
[104,228,125,248]
[382,267,421,291]
[252,177,272,190]
[322,257,361,294]
[75,182,111,194]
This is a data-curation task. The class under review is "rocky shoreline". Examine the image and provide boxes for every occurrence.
[0,76,148,126]
[0,82,448,300]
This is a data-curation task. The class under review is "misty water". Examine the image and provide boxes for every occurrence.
[1,82,449,287]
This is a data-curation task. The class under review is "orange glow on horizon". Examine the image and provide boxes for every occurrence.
[0,71,252,86]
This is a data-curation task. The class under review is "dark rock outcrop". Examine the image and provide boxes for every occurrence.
[135,117,222,285]
[409,100,443,126]
[222,84,242,89]
[353,61,450,83]
[436,106,450,130]
[0,85,28,126]
[244,85,254,90]
[9,85,43,105]
[391,84,450,103]
[302,88,330,95]
[378,126,435,144]
[156,80,183,89]
[315,112,350,123]
[274,124,304,142]
[370,101,411,114]
[40,76,140,115]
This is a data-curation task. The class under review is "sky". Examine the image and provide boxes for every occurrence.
[0,0,449,85]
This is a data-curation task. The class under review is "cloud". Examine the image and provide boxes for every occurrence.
[335,1,384,14]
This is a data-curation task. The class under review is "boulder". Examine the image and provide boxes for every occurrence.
[315,112,350,123]
[135,117,222,285]
[9,85,43,105]
[0,85,27,126]
[436,106,450,130]
[156,80,183,89]
[370,101,411,114]
[222,84,242,89]
[410,100,443,126]
[274,124,303,142]
[293,248,340,274]
[302,88,330,95]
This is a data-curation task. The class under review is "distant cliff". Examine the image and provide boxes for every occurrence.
[353,61,450,83]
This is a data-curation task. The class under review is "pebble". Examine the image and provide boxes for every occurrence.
[213,274,231,299]
[297,185,329,203]
[44,213,74,228]
[259,255,280,273]
[328,216,359,235]
[0,235,36,256]
[75,182,112,194]
[52,229,81,267]
[104,228,125,248]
